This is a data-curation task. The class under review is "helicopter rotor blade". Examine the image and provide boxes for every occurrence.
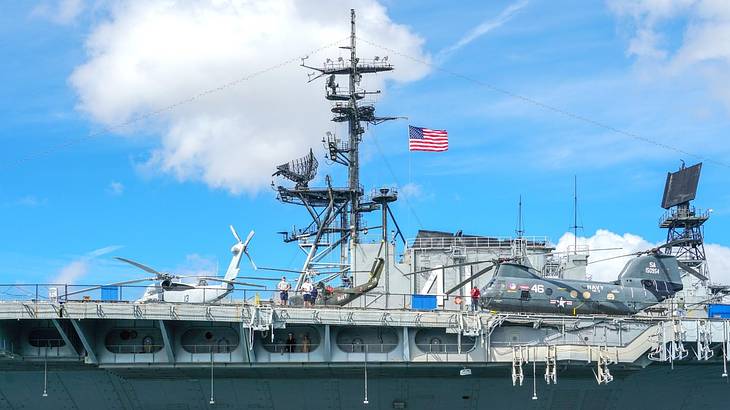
[198,277,266,288]
[229,225,242,243]
[445,264,496,295]
[243,230,255,249]
[115,257,165,277]
[237,275,281,281]
[677,261,708,281]
[404,260,496,276]
[544,247,623,257]
[240,229,258,270]
[586,252,639,265]
[64,277,157,298]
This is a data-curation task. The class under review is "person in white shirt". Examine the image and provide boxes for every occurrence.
[301,279,313,307]
[277,277,291,306]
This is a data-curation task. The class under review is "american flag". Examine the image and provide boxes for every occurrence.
[408,126,448,152]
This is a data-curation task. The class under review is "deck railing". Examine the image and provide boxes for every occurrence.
[0,283,469,311]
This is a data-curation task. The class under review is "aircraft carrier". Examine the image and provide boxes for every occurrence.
[2,10,729,410]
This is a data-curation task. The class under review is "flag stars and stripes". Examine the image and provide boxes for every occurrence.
[408,125,448,152]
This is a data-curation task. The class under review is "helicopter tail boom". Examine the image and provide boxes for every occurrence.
[618,254,683,297]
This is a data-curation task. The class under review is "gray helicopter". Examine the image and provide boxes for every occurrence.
[417,243,704,316]
[479,252,688,315]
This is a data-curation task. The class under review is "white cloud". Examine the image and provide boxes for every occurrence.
[12,196,47,207]
[174,253,218,278]
[107,181,124,196]
[437,0,528,61]
[555,228,730,284]
[556,229,656,281]
[54,245,122,284]
[706,243,730,283]
[70,1,430,194]
[399,182,423,200]
[608,0,730,112]
[32,0,85,25]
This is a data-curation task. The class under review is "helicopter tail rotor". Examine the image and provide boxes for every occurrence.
[242,230,258,270]
[230,225,242,243]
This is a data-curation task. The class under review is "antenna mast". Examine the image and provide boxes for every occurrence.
[569,175,582,254]
[516,195,524,238]
[348,9,361,240]
[274,9,398,290]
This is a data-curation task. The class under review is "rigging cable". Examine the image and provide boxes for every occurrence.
[3,37,350,170]
[357,36,730,170]
[369,129,424,229]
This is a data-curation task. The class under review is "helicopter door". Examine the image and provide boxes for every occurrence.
[519,290,530,313]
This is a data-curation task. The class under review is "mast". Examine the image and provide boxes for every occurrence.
[274,9,398,290]
[570,175,582,254]
[348,9,361,242]
[516,195,524,238]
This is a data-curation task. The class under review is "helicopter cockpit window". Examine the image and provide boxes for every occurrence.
[198,279,208,286]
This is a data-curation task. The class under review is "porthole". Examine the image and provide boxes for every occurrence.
[545,288,553,296]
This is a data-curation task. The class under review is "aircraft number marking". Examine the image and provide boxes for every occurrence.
[531,284,544,293]
[645,261,660,274]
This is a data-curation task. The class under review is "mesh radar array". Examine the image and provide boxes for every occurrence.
[658,162,710,283]
[272,9,401,290]
[272,149,318,189]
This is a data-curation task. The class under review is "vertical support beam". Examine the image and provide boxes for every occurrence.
[324,325,331,361]
[240,322,255,363]
[485,330,491,362]
[402,327,410,362]
[70,319,97,364]
[51,319,79,355]
[158,320,175,364]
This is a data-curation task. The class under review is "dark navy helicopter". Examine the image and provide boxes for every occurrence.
[413,242,705,316]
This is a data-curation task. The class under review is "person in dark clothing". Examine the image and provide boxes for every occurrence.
[310,285,319,306]
[285,333,297,353]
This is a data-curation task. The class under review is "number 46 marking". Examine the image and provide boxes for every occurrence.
[531,284,544,293]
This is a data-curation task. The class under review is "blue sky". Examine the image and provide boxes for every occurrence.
[2,0,730,288]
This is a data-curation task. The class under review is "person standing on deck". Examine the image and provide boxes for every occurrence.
[470,286,481,312]
[301,279,313,307]
[310,284,319,307]
[278,277,291,306]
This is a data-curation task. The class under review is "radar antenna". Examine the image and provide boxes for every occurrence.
[659,162,710,283]
[273,149,318,189]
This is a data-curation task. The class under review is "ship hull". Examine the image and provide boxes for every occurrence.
[1,363,728,410]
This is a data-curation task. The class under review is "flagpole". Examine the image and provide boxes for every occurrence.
[407,125,412,233]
